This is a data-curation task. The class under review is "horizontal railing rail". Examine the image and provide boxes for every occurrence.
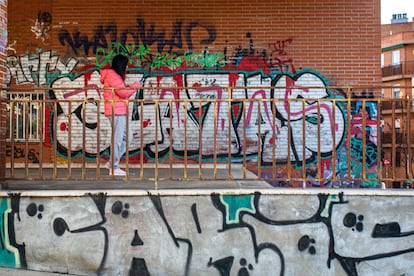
[2,86,414,189]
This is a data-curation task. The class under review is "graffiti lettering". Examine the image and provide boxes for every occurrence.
[30,10,52,44]
[6,51,78,86]
[6,145,40,163]
[58,18,216,57]
[268,38,295,72]
[2,192,413,274]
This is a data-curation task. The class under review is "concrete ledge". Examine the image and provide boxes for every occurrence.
[2,186,414,275]
[1,187,414,197]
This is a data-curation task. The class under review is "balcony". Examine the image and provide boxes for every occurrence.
[381,100,402,110]
[380,132,414,144]
[382,61,414,78]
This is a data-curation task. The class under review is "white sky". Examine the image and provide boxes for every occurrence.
[381,0,414,24]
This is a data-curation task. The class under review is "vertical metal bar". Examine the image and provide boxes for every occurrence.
[376,97,382,186]
[139,98,144,178]
[82,101,86,180]
[243,99,247,180]
[10,98,15,177]
[347,93,352,184]
[287,98,291,183]
[67,100,72,180]
[361,100,367,182]
[406,95,412,181]
[154,99,159,188]
[257,99,262,181]
[228,92,232,179]
[169,99,173,180]
[301,99,306,188]
[228,86,233,180]
[213,100,217,179]
[53,101,58,180]
[96,98,101,179]
[317,100,322,186]
[125,98,130,179]
[183,100,188,180]
[16,97,20,140]
[391,100,396,181]
[20,98,24,140]
[198,99,203,180]
[38,96,44,179]
[24,100,29,178]
[28,97,33,139]
[110,89,115,179]
[272,97,277,183]
[331,99,337,184]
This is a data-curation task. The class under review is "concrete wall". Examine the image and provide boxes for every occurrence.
[0,189,414,275]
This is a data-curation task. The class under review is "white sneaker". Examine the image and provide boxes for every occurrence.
[109,168,126,176]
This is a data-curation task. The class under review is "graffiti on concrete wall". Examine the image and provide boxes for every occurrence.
[1,193,413,275]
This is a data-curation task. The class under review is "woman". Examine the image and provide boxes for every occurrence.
[100,54,141,176]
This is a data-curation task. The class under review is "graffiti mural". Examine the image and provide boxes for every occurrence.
[47,66,346,166]
[6,45,382,187]
[5,15,380,187]
[1,192,414,275]
[5,49,348,166]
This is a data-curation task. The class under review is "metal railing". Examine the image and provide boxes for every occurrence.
[382,61,414,78]
[2,86,414,189]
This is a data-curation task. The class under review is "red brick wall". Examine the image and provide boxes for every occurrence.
[7,0,381,86]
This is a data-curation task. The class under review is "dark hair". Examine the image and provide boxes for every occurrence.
[111,54,129,80]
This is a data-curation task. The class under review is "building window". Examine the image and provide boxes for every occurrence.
[381,53,384,68]
[396,150,401,167]
[395,118,401,133]
[7,92,44,141]
[393,85,401,98]
[392,50,400,65]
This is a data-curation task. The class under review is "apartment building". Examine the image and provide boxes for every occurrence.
[381,14,414,185]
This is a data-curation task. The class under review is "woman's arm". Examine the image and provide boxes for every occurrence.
[112,76,140,99]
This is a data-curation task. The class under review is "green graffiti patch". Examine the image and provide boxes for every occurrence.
[220,194,256,224]
[0,198,18,267]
